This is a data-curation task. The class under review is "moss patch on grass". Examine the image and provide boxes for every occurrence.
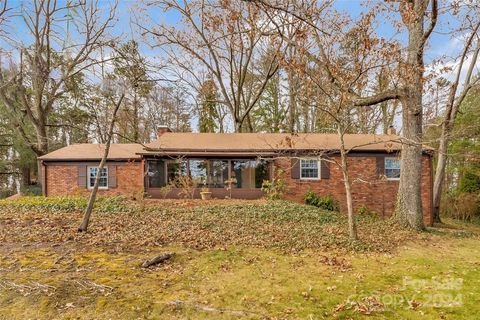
[1,233,480,319]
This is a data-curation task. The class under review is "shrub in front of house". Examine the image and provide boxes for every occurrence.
[261,169,289,200]
[304,190,340,212]
[20,185,43,196]
[356,204,379,219]
[0,195,138,214]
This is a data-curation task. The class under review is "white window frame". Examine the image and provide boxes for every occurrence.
[87,166,109,189]
[384,157,401,181]
[300,158,321,180]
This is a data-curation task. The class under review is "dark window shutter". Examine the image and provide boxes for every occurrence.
[376,156,385,178]
[108,165,117,188]
[77,165,87,188]
[291,158,300,179]
[320,160,330,179]
[144,162,149,189]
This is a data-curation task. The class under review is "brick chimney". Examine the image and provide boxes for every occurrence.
[387,125,396,135]
[157,125,172,137]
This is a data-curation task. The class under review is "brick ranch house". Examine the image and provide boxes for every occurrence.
[38,128,434,225]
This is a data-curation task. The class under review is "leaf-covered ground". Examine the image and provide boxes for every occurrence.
[0,197,419,252]
[0,197,479,319]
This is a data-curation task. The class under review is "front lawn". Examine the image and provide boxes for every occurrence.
[0,196,478,319]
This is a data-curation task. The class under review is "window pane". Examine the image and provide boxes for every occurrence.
[385,158,401,169]
[300,159,319,178]
[89,167,108,188]
[255,160,268,188]
[231,160,268,189]
[189,160,207,185]
[385,158,401,179]
[148,160,165,188]
[301,168,319,178]
[167,160,187,183]
[385,169,400,179]
[209,160,228,188]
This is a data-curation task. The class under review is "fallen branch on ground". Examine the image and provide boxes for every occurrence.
[141,253,175,268]
[167,300,259,316]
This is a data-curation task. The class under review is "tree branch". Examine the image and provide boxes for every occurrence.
[353,90,403,107]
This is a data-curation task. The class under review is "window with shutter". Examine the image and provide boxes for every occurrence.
[300,159,321,180]
[87,166,108,189]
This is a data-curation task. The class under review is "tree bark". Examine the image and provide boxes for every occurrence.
[133,92,139,142]
[393,0,435,230]
[141,253,175,268]
[394,100,425,230]
[21,167,30,188]
[78,94,124,233]
[339,127,357,240]
[287,59,297,132]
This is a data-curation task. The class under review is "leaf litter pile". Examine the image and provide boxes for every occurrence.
[0,196,420,252]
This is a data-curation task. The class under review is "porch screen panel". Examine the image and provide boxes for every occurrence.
[147,160,165,188]
[209,160,228,187]
[167,160,187,183]
[254,160,268,188]
[189,160,208,185]
[231,160,269,189]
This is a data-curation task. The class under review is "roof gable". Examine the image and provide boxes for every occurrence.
[38,143,143,161]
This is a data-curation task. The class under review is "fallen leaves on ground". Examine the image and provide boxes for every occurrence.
[0,197,421,252]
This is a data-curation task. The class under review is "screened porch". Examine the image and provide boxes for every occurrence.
[144,158,272,199]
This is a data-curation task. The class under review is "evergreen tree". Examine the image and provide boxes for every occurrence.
[198,77,219,133]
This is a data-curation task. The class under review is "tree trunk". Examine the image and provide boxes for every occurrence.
[35,123,49,157]
[34,121,49,190]
[432,31,480,224]
[21,167,30,188]
[246,114,254,132]
[133,92,139,142]
[78,94,124,233]
[394,101,425,230]
[287,70,297,133]
[234,119,243,133]
[393,0,432,230]
[339,129,357,240]
[432,134,447,223]
[343,167,357,240]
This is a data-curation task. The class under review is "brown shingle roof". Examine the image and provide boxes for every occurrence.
[38,143,143,161]
[143,132,407,153]
[39,133,433,160]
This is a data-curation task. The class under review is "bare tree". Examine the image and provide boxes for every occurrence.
[432,14,480,223]
[78,92,124,232]
[0,0,8,24]
[381,0,438,229]
[251,0,438,231]
[0,0,117,177]
[142,0,291,132]
[248,0,401,239]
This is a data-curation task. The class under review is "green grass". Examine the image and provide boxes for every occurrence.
[0,237,479,319]
[0,196,479,319]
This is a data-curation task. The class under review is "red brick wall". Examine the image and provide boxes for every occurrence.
[275,154,433,226]
[43,155,433,225]
[45,161,143,197]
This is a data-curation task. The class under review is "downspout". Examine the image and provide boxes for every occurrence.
[41,160,47,196]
